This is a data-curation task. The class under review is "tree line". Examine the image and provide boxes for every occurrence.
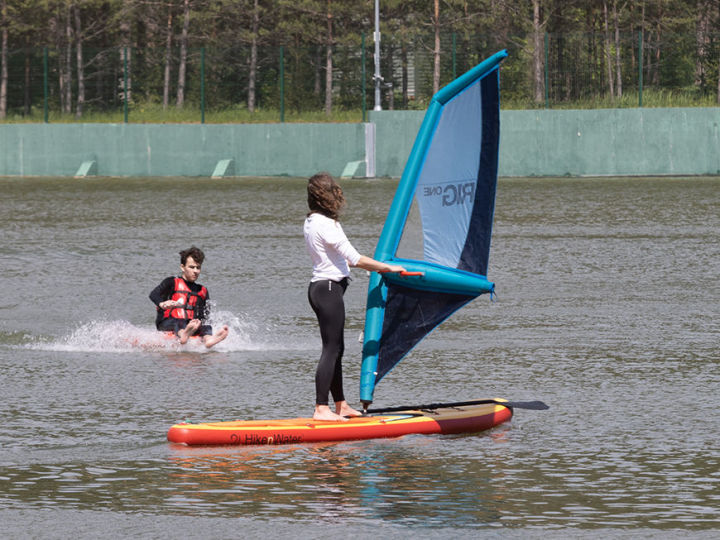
[2,0,720,119]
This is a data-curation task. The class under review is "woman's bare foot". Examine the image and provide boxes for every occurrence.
[178,319,201,344]
[335,401,362,418]
[313,405,348,422]
[203,325,229,349]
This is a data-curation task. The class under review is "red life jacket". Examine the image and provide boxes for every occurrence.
[161,278,208,321]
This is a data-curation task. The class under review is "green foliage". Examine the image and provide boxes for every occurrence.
[2,1,720,120]
[0,100,364,123]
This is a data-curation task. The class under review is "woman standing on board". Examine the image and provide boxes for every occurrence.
[304,172,405,421]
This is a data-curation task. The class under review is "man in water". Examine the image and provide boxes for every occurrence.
[149,246,229,348]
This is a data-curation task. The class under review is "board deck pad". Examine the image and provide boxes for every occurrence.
[167,399,512,446]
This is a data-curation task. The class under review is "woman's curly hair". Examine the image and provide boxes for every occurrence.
[307,172,346,220]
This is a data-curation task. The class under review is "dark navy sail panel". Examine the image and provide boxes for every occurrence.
[376,284,475,384]
[360,51,507,406]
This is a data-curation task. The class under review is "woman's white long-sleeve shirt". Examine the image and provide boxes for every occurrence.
[303,212,362,282]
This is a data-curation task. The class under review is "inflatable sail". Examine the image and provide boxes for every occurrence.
[360,50,507,408]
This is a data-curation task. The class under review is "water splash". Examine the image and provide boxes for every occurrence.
[20,311,314,353]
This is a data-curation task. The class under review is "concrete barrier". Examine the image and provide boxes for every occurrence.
[370,108,720,177]
[0,123,369,178]
[1,108,719,178]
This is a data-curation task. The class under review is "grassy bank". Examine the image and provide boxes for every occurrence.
[1,88,718,124]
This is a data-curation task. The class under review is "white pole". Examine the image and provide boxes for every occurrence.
[373,0,382,111]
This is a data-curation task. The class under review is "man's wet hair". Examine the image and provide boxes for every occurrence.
[180,246,205,265]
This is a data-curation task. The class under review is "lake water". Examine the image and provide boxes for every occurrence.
[1,176,718,538]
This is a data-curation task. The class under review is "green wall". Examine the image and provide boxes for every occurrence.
[0,123,368,178]
[371,108,720,177]
[2,108,719,178]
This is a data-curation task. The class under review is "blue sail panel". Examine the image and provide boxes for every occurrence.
[459,71,500,276]
[360,50,507,406]
[417,66,500,275]
[416,80,483,268]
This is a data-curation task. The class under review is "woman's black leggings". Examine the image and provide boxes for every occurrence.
[308,278,349,406]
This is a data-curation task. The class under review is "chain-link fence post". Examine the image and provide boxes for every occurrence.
[123,47,129,123]
[279,46,285,123]
[362,33,367,122]
[638,30,643,107]
[201,47,205,123]
[452,33,457,80]
[43,47,48,123]
[544,32,549,109]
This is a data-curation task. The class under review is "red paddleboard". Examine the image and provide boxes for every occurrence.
[167,398,513,446]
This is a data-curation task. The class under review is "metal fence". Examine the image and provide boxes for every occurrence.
[2,30,719,123]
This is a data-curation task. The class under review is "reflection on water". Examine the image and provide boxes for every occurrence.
[163,442,506,524]
[1,176,719,535]
[2,428,717,529]
[0,435,511,526]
